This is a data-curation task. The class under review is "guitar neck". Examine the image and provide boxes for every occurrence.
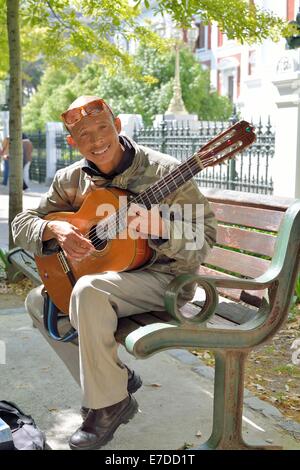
[100,120,256,240]
[133,154,202,208]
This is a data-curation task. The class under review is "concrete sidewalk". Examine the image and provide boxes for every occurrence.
[0,181,300,450]
[1,303,300,450]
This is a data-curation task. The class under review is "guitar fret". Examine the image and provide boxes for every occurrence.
[177,166,187,184]
[148,187,160,205]
[156,185,165,201]
[143,191,153,208]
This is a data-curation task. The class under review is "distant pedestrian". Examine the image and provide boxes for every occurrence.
[22,133,33,190]
[0,136,9,185]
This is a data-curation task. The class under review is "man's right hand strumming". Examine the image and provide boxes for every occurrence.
[43,220,95,259]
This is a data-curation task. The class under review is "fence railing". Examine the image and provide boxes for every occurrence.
[12,119,274,195]
[132,119,275,194]
[53,118,274,194]
[28,131,46,183]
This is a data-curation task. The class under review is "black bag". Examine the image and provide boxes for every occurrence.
[0,400,46,450]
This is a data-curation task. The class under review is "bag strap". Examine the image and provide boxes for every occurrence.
[43,291,78,343]
[0,400,33,424]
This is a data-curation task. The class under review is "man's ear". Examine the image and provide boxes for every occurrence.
[66,135,77,147]
[114,117,122,134]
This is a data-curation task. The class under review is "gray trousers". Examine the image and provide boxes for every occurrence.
[68,269,175,409]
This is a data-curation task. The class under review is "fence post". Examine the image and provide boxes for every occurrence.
[46,122,63,184]
[228,106,239,190]
[160,116,167,154]
[37,130,43,183]
[272,69,300,198]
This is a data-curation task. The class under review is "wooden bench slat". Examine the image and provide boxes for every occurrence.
[126,312,162,326]
[116,317,142,343]
[198,266,265,307]
[217,225,276,257]
[211,202,284,231]
[151,311,172,322]
[203,188,294,211]
[205,246,270,278]
[207,315,239,328]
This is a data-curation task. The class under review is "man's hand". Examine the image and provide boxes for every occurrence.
[43,220,95,260]
[127,203,167,239]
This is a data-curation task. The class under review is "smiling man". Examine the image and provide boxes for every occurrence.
[12,95,217,450]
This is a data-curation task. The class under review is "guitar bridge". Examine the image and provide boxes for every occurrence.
[57,251,70,274]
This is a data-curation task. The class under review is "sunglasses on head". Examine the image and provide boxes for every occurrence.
[61,99,115,128]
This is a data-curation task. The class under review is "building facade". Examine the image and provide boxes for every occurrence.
[195,0,299,123]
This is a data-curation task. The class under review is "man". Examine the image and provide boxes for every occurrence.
[12,96,217,450]
[0,134,33,189]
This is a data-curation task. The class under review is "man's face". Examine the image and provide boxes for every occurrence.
[70,110,123,174]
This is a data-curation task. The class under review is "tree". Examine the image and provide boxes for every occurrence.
[6,0,23,249]
[24,45,232,130]
[139,0,294,43]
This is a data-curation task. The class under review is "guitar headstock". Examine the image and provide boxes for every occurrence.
[196,120,256,168]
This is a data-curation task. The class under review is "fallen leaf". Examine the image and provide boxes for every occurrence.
[253,383,265,392]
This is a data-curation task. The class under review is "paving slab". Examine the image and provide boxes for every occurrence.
[0,307,299,450]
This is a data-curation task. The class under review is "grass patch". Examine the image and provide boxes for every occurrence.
[273,364,300,377]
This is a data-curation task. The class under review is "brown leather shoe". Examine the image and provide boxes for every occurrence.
[69,395,138,450]
[80,366,142,420]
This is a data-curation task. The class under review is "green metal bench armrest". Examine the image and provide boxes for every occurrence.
[125,200,300,358]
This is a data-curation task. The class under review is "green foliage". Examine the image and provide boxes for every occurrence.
[0,0,8,78]
[293,275,300,304]
[0,248,9,273]
[0,0,167,79]
[138,0,294,43]
[1,0,295,80]
[23,45,232,130]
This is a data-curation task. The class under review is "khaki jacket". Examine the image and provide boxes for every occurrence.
[12,138,217,282]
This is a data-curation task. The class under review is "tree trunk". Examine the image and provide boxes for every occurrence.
[6,0,22,249]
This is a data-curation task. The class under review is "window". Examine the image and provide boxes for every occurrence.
[195,22,208,50]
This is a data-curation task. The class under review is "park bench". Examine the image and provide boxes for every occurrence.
[8,188,300,450]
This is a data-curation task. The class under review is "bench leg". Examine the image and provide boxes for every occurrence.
[196,350,281,450]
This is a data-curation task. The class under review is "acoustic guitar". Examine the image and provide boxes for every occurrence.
[35,120,256,314]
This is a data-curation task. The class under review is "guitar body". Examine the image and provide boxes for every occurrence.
[35,187,153,314]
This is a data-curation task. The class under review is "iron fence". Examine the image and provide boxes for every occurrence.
[53,118,274,194]
[132,118,275,195]
[55,132,82,170]
[12,119,274,194]
[27,131,46,183]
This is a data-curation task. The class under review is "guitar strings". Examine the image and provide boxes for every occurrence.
[82,129,242,245]
[84,141,249,249]
[78,129,254,248]
[83,139,249,249]
[84,152,216,246]
[84,145,241,249]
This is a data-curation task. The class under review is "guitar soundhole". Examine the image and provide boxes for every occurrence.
[89,225,108,251]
